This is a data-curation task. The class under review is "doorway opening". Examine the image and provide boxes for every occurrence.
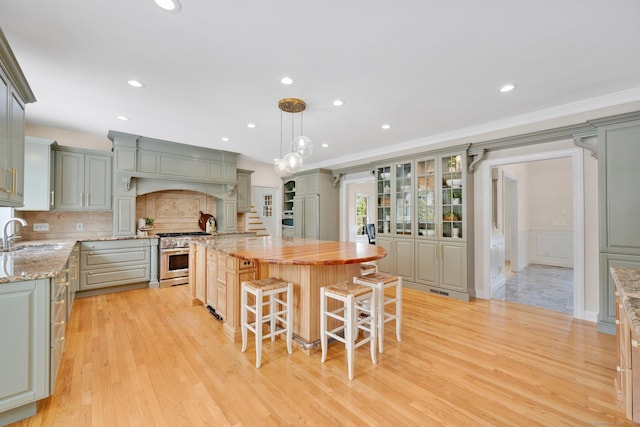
[483,148,584,319]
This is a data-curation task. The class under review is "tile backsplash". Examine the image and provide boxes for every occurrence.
[16,189,245,242]
[17,210,114,241]
[136,190,217,234]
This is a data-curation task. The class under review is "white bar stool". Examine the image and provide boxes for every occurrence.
[320,281,377,380]
[353,272,402,353]
[360,262,378,276]
[241,278,293,368]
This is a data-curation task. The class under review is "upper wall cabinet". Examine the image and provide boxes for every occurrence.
[236,169,253,213]
[53,145,112,211]
[0,29,36,208]
[16,137,54,211]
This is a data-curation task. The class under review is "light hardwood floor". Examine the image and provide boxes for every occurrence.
[9,285,629,426]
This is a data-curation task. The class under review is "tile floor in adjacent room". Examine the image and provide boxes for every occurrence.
[492,263,574,314]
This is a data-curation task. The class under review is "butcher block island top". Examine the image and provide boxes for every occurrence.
[193,237,387,348]
[223,237,386,265]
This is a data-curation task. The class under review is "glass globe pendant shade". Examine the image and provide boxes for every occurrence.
[294,135,313,159]
[273,158,288,176]
[283,151,303,174]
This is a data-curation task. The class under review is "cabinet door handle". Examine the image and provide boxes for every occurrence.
[11,168,17,195]
[50,190,55,207]
[87,193,90,206]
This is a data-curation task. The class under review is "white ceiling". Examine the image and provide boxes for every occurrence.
[2,1,640,170]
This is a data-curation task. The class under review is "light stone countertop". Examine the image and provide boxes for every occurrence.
[0,236,157,284]
[611,267,640,337]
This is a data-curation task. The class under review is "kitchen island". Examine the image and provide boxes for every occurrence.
[192,237,386,348]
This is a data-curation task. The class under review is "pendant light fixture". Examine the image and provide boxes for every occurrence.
[273,98,313,176]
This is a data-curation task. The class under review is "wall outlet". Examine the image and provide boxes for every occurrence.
[75,223,83,231]
[33,223,49,232]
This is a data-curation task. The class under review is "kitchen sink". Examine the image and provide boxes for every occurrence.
[15,243,64,251]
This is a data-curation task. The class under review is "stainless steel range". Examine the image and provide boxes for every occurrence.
[157,232,211,288]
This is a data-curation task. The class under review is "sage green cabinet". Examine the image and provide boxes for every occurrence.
[291,169,338,241]
[415,241,470,296]
[236,169,253,213]
[17,137,54,211]
[79,239,153,294]
[377,236,415,281]
[0,69,26,207]
[598,119,640,333]
[0,30,35,209]
[0,279,48,421]
[375,150,473,300]
[53,147,112,210]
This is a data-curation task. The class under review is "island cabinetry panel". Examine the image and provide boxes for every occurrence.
[615,289,640,422]
[78,239,152,294]
[206,249,217,308]
[598,119,640,333]
[0,280,48,421]
[601,254,640,332]
[212,250,255,340]
[53,146,112,210]
[190,243,207,305]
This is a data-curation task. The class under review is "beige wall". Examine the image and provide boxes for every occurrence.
[499,157,573,232]
[25,125,112,152]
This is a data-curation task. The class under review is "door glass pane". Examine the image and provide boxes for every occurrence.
[442,154,463,238]
[416,158,436,237]
[394,162,412,236]
[376,166,391,234]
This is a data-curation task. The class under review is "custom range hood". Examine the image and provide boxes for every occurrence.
[108,131,239,199]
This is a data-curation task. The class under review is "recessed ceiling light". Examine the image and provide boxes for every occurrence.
[280,76,294,85]
[155,0,181,12]
[221,137,229,142]
[117,115,130,121]
[127,80,144,88]
[382,124,391,130]
[247,123,256,129]
[322,143,329,148]
[500,83,516,93]
[332,99,344,107]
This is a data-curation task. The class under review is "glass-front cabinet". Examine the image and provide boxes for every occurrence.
[376,161,413,236]
[394,161,412,236]
[416,153,465,240]
[375,166,391,235]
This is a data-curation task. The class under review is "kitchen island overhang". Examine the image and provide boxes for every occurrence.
[192,237,386,349]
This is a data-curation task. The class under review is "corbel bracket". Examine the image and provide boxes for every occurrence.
[573,131,598,159]
[332,173,344,188]
[468,149,486,173]
[122,175,132,191]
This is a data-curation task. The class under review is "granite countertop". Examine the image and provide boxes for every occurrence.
[611,267,640,336]
[0,235,156,285]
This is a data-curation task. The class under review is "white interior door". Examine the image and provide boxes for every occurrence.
[251,186,280,237]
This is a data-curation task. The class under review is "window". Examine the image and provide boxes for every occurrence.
[355,193,370,235]
[263,194,273,217]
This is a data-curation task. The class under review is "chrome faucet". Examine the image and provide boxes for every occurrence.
[2,218,27,251]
